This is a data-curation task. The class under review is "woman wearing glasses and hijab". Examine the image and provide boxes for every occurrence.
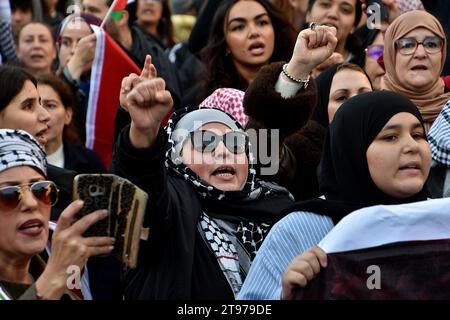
[0,129,114,300]
[380,10,450,199]
[382,10,450,132]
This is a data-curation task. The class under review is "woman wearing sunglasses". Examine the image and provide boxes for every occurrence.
[0,129,114,300]
[111,66,295,299]
[382,10,450,132]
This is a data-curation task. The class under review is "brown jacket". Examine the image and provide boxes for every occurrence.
[244,62,326,201]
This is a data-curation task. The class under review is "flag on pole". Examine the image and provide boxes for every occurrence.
[110,0,129,21]
[87,25,141,167]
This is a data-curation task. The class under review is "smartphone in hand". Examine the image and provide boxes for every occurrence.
[73,174,116,237]
[73,174,148,268]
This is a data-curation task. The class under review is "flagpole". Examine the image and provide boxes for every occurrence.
[100,0,120,29]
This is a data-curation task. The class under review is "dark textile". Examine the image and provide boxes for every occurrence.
[169,43,204,104]
[187,0,224,56]
[244,61,323,200]
[63,141,106,174]
[59,70,89,144]
[244,62,316,135]
[422,0,450,75]
[290,91,429,224]
[130,23,181,104]
[351,26,381,68]
[48,164,76,221]
[295,239,450,299]
[312,64,340,127]
[427,163,447,198]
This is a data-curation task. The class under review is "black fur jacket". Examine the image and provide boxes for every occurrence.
[244,62,326,201]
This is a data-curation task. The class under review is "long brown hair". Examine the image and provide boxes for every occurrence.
[36,74,81,145]
[200,0,296,99]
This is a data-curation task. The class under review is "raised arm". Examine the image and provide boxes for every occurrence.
[245,25,338,136]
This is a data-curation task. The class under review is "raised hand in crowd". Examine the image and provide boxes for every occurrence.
[119,55,157,112]
[284,24,338,80]
[122,55,173,148]
[65,33,97,80]
[281,246,327,300]
[35,200,114,299]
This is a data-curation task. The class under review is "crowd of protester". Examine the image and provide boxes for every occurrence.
[1,0,450,301]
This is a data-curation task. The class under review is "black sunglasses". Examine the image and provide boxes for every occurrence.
[395,36,444,55]
[189,130,248,154]
[0,181,59,210]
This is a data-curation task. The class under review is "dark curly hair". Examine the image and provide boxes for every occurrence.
[200,0,296,99]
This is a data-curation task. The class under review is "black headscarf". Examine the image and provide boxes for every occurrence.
[312,64,341,127]
[312,64,373,128]
[286,91,429,224]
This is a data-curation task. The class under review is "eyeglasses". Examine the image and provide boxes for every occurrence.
[0,181,59,210]
[395,36,444,55]
[189,130,248,154]
[365,44,384,61]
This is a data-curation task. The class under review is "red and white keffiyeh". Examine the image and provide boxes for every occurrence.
[199,88,248,127]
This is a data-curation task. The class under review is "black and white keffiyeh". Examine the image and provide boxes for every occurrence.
[165,107,258,199]
[199,212,243,295]
[163,107,294,289]
[428,100,450,166]
[0,129,47,176]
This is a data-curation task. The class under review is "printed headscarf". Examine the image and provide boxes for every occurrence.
[0,129,47,177]
[199,88,248,127]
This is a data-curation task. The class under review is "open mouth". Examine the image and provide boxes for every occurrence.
[248,42,265,55]
[18,219,44,236]
[30,53,44,60]
[399,163,421,171]
[411,65,428,71]
[212,166,236,177]
[35,128,48,145]
[143,8,155,15]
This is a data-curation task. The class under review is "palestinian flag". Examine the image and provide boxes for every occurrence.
[293,198,450,299]
[87,26,140,167]
[110,0,133,21]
